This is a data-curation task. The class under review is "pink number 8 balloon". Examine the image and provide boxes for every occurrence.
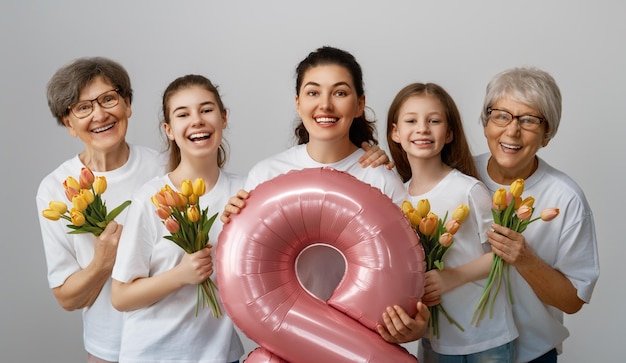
[217,168,424,363]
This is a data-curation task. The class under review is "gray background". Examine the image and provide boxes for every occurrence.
[1,1,623,362]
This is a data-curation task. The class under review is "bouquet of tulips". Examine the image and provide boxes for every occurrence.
[41,167,131,236]
[402,199,469,339]
[151,178,222,318]
[471,178,559,326]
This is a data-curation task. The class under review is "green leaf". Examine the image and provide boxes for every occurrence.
[106,200,132,222]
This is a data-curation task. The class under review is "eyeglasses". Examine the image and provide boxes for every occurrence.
[68,89,120,119]
[487,108,544,131]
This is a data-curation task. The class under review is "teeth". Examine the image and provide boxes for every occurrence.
[501,142,521,150]
[92,123,114,133]
[189,132,210,141]
[315,117,338,123]
[412,140,432,145]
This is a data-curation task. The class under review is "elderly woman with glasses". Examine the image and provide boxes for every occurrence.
[36,57,165,363]
[474,67,599,363]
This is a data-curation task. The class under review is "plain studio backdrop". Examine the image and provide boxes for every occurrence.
[1,1,622,362]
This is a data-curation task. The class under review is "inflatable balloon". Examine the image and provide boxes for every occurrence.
[217,167,424,363]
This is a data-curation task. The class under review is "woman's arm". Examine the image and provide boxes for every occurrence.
[111,246,214,312]
[52,221,122,310]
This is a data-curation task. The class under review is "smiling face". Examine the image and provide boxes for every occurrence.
[484,98,550,184]
[62,76,130,154]
[163,85,227,163]
[391,94,452,164]
[295,64,365,145]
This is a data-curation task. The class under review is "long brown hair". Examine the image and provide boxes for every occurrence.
[293,46,378,146]
[161,74,228,172]
[386,82,478,182]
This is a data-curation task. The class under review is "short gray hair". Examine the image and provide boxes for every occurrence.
[479,67,561,140]
[46,57,132,126]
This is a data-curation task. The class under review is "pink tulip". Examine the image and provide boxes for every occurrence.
[540,208,560,222]
[516,205,533,220]
[79,167,95,189]
[439,232,454,247]
[445,219,461,235]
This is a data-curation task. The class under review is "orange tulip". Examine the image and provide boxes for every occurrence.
[521,196,535,209]
[419,215,437,236]
[155,206,171,220]
[164,217,180,233]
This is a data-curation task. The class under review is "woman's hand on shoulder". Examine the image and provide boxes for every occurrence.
[220,189,249,224]
[359,142,395,170]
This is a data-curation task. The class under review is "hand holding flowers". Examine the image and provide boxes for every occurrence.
[402,199,469,339]
[471,178,559,326]
[41,167,131,236]
[151,178,222,318]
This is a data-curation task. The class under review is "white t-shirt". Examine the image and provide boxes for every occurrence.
[112,171,245,363]
[408,169,518,355]
[475,153,600,362]
[36,144,165,361]
[245,144,409,301]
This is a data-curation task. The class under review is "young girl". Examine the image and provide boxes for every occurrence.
[110,75,244,363]
[222,46,429,344]
[387,83,518,362]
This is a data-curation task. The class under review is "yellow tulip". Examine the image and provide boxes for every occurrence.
[72,194,88,211]
[79,167,95,189]
[493,188,507,211]
[401,200,415,215]
[416,199,430,218]
[93,176,107,194]
[188,194,199,205]
[445,219,461,235]
[407,210,422,227]
[419,215,437,236]
[80,189,94,204]
[193,178,206,197]
[48,201,68,215]
[180,179,193,197]
[70,209,85,226]
[187,205,200,222]
[451,204,470,223]
[150,195,161,209]
[64,176,80,191]
[439,232,454,247]
[510,178,524,198]
[521,196,535,209]
[540,208,560,222]
[516,205,533,220]
[42,208,62,221]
